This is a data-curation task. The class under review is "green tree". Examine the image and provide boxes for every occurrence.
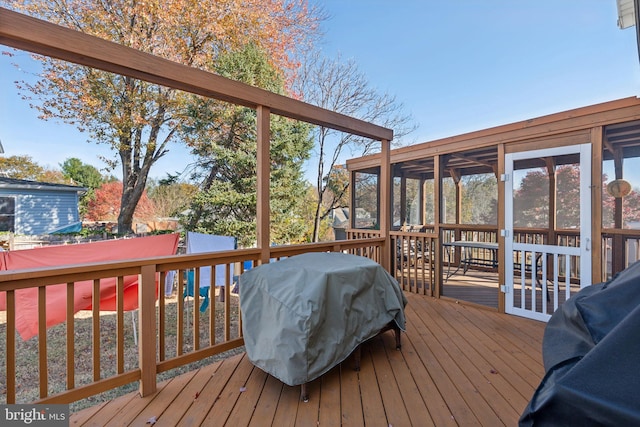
[60,158,104,189]
[461,173,498,225]
[184,44,313,247]
[0,155,46,180]
[0,154,72,184]
[60,157,111,218]
[5,0,321,234]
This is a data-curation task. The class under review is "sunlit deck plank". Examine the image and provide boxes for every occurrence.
[357,349,389,427]
[176,354,247,426]
[417,299,521,424]
[405,301,503,425]
[400,331,457,427]
[370,335,413,426]
[69,401,106,426]
[294,376,320,425]
[69,293,545,426]
[152,360,225,426]
[269,380,299,427]
[403,304,484,426]
[102,380,169,427]
[382,333,432,426]
[247,375,282,426]
[339,358,364,426]
[128,370,200,426]
[446,298,544,389]
[226,365,268,425]
[204,354,256,424]
[317,366,342,426]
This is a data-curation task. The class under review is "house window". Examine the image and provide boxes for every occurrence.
[0,197,15,232]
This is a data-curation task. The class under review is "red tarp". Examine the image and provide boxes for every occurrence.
[0,234,179,340]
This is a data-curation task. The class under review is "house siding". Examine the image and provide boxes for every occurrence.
[14,190,80,235]
[0,178,84,235]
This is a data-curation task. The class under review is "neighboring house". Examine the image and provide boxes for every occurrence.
[0,177,86,235]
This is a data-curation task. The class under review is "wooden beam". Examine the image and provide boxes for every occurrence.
[0,7,393,142]
[544,157,557,247]
[497,143,506,313]
[419,177,426,226]
[379,139,391,270]
[138,264,157,397]
[434,155,442,298]
[256,106,271,264]
[400,177,407,227]
[591,127,604,283]
[450,152,496,170]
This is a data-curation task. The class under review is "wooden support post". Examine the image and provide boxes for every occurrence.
[434,155,442,298]
[451,168,462,266]
[256,106,271,265]
[380,139,391,271]
[400,175,407,226]
[545,157,557,246]
[612,146,625,275]
[420,176,426,226]
[591,127,603,282]
[497,143,506,313]
[139,264,157,397]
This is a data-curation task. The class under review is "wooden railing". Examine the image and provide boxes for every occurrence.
[0,238,384,405]
[601,229,640,281]
[351,228,439,296]
[441,225,498,273]
[389,230,438,295]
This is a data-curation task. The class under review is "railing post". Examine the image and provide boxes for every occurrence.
[379,139,391,271]
[256,105,271,265]
[139,264,157,397]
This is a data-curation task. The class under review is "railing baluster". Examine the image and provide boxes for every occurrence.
[116,276,124,374]
[38,286,47,398]
[193,266,202,351]
[158,272,166,362]
[66,282,75,391]
[177,269,185,356]
[224,264,231,342]
[6,289,16,403]
[92,279,100,382]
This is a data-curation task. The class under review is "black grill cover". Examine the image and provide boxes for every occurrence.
[519,261,640,426]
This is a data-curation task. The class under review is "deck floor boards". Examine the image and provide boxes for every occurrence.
[70,293,546,426]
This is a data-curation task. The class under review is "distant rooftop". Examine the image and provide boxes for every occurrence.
[0,177,86,193]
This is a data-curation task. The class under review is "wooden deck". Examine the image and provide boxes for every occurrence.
[70,293,545,426]
[442,270,500,309]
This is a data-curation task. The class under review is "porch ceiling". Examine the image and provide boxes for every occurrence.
[396,146,498,180]
[603,119,640,160]
[390,120,640,180]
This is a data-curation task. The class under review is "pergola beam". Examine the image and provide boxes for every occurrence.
[0,7,393,142]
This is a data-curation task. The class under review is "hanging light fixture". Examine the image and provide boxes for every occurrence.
[607,179,632,198]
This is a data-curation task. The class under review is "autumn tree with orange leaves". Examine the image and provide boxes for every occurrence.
[4,0,321,233]
[86,181,155,223]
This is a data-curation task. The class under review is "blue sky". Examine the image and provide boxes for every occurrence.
[1,1,639,180]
